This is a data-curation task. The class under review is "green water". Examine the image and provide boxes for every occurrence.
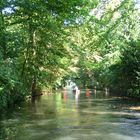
[0,90,140,140]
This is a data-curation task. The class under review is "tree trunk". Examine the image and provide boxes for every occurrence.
[31,77,37,97]
[0,10,7,60]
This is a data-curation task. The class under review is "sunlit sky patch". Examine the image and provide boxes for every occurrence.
[2,0,140,15]
[2,7,13,14]
[89,0,140,19]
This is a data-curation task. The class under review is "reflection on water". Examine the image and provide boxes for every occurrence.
[0,89,140,140]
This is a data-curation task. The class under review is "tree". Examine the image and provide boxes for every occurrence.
[0,0,98,108]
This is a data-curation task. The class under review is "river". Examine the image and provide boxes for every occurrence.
[0,89,140,140]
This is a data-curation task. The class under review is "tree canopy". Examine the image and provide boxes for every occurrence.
[0,0,140,109]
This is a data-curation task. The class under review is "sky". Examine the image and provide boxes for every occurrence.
[3,0,140,15]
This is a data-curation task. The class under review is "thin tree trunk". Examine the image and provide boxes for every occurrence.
[0,10,7,60]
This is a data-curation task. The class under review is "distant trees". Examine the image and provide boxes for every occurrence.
[68,0,140,97]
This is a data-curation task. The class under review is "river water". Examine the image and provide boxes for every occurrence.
[0,89,140,140]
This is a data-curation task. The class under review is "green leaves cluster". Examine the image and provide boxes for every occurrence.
[0,0,98,109]
[0,0,140,109]
[68,0,140,97]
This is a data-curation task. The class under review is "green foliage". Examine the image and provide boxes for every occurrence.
[120,42,140,97]
[0,0,98,109]
[0,0,140,110]
[0,59,25,109]
[67,0,140,97]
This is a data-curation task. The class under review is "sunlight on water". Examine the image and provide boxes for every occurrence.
[0,90,140,140]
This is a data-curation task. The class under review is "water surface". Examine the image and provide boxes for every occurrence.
[0,90,140,140]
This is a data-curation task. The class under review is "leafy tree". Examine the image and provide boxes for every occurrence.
[0,0,99,108]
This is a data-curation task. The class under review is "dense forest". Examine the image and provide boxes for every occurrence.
[0,0,140,109]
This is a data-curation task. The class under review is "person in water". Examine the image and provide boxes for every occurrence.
[73,85,80,98]
[72,85,78,94]
[86,88,90,97]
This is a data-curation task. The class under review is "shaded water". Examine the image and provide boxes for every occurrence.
[0,90,140,140]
